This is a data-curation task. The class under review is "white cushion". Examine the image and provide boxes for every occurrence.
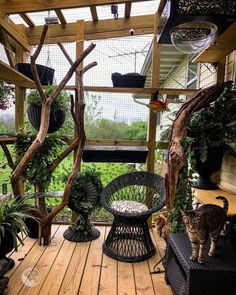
[111,200,148,213]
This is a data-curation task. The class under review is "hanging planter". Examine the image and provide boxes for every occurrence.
[15,63,55,85]
[27,106,65,133]
[26,85,69,134]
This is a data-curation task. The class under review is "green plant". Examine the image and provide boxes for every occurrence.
[0,81,14,110]
[15,133,65,190]
[0,197,33,251]
[27,85,69,112]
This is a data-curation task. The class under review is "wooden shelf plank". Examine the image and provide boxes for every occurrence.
[193,21,236,63]
[0,60,35,87]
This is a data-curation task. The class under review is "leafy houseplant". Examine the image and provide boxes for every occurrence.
[0,81,14,111]
[63,168,103,242]
[187,85,236,189]
[0,197,33,259]
[27,85,69,133]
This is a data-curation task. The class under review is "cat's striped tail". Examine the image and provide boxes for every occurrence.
[216,196,229,213]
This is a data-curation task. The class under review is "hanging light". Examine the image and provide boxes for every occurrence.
[170,21,218,54]
[45,11,59,25]
[111,4,118,19]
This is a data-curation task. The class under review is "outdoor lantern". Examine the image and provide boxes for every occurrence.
[158,0,236,53]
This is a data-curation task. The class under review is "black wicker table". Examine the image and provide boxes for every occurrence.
[165,233,236,295]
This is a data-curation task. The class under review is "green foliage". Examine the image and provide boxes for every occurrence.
[27,85,70,112]
[0,197,34,251]
[124,121,147,140]
[15,133,65,190]
[188,85,236,163]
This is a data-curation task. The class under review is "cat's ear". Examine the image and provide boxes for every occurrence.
[180,209,185,217]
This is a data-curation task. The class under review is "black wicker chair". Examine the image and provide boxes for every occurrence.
[101,171,165,262]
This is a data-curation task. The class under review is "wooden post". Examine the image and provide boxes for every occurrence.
[71,20,85,223]
[216,58,226,83]
[147,12,161,173]
[15,44,27,133]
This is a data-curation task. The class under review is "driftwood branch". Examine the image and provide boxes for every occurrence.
[165,82,228,210]
[0,142,14,168]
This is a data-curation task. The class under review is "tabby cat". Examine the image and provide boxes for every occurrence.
[181,196,228,263]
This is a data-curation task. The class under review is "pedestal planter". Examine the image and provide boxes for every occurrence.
[193,146,225,190]
[16,63,55,85]
[27,106,65,133]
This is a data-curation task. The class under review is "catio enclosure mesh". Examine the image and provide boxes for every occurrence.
[33,35,152,140]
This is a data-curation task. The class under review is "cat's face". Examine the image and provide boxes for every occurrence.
[181,210,203,232]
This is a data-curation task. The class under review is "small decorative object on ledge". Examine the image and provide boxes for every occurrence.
[111,72,146,88]
[15,63,55,85]
[63,168,103,242]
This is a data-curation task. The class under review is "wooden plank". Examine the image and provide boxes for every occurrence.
[18,225,66,295]
[133,261,155,295]
[98,227,117,295]
[193,188,236,218]
[193,21,236,63]
[55,10,67,27]
[0,13,30,52]
[59,239,91,294]
[216,58,226,83]
[6,225,60,294]
[85,139,148,147]
[90,6,98,22]
[125,3,132,18]
[1,0,148,14]
[0,60,35,87]
[39,235,77,294]
[78,226,105,295]
[26,15,154,44]
[117,262,136,295]
[19,13,35,27]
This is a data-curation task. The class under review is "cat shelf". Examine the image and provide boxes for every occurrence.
[82,145,148,163]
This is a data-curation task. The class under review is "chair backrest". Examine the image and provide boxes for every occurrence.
[101,171,165,217]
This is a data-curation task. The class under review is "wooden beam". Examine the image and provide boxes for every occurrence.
[216,58,226,83]
[55,9,67,27]
[90,6,98,21]
[0,60,35,87]
[19,13,35,27]
[193,21,236,63]
[0,30,15,67]
[0,14,30,51]
[26,14,154,44]
[125,3,132,18]
[1,0,150,14]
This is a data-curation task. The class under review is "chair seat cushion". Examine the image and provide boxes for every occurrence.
[111,200,148,213]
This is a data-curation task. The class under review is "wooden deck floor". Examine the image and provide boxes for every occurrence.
[5,225,173,295]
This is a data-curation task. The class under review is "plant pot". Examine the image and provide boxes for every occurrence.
[25,217,39,239]
[0,232,15,259]
[15,63,55,85]
[111,72,146,88]
[193,146,225,190]
[27,106,65,133]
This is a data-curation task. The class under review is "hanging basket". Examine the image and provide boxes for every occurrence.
[15,63,55,85]
[27,106,65,133]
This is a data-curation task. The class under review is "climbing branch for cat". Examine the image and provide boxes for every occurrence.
[165,82,229,210]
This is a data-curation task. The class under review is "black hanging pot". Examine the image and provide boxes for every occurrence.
[15,63,55,85]
[27,106,65,133]
[193,145,225,190]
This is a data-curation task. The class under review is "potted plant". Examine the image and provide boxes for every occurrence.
[187,84,236,189]
[63,168,103,242]
[27,85,69,133]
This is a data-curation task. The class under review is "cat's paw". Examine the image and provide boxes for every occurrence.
[190,255,197,261]
[197,257,204,264]
[208,251,215,257]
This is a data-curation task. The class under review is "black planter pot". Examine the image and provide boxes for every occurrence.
[193,146,225,190]
[27,106,65,133]
[25,217,39,239]
[0,233,14,259]
[15,63,55,85]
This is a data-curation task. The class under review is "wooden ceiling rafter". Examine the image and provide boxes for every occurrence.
[0,29,15,67]
[19,13,35,27]
[55,9,67,27]
[90,6,98,21]
[0,0,148,14]
[26,14,154,44]
[125,3,132,18]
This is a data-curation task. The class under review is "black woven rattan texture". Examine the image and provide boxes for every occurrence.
[165,233,236,295]
[101,171,165,262]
